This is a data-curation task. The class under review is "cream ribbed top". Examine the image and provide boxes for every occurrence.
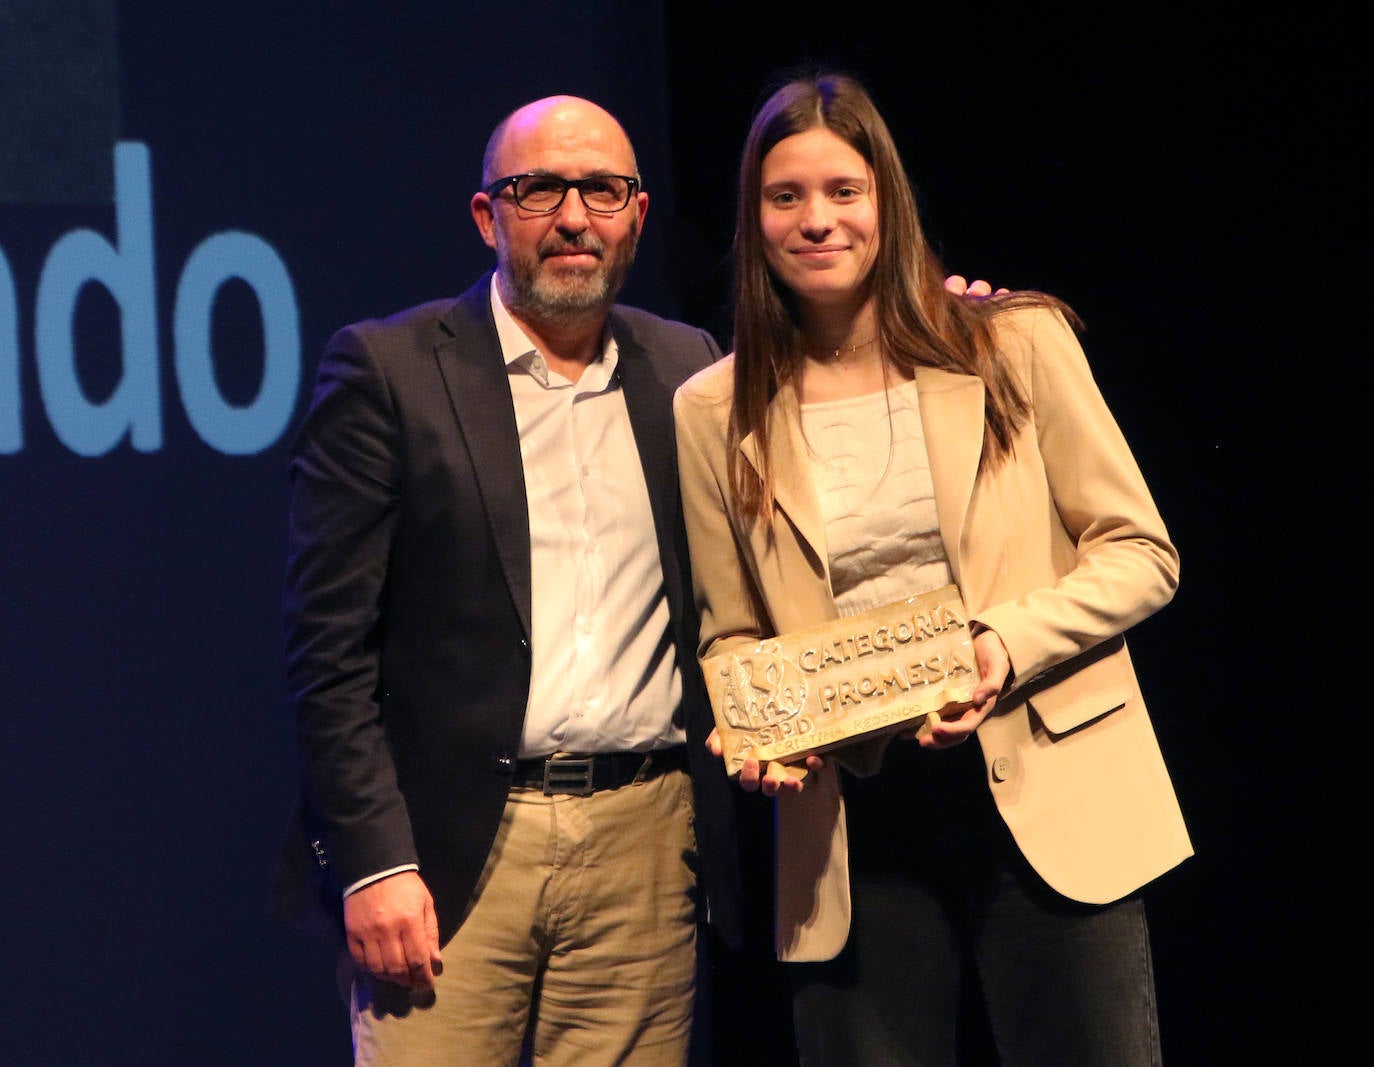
[799,377,953,617]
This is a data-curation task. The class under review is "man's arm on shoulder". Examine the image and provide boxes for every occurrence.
[944,275,1009,297]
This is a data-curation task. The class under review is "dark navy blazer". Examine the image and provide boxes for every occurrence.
[277,273,742,949]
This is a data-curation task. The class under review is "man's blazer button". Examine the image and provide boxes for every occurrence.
[494,754,515,772]
[990,756,1012,782]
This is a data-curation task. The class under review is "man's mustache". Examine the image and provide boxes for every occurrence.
[538,234,605,259]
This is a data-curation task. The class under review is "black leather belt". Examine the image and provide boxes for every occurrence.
[511,746,688,795]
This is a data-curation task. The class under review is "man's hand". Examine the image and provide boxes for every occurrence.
[344,870,443,990]
[919,627,1011,749]
[944,275,1010,297]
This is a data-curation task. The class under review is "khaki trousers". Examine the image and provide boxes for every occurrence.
[351,768,699,1066]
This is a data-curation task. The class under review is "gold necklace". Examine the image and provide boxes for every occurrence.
[808,335,878,361]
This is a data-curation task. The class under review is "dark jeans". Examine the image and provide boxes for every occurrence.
[789,738,1161,1067]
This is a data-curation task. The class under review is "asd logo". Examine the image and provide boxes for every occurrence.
[0,142,299,456]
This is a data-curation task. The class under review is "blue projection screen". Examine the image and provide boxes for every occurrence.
[1,2,680,1061]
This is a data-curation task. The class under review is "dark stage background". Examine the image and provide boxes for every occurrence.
[1,3,1354,1063]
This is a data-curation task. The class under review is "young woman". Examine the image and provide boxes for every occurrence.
[674,73,1191,1065]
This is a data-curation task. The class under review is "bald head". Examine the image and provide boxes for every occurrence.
[470,94,649,336]
[481,95,639,187]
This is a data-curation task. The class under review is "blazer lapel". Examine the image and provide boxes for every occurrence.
[432,279,533,641]
[914,365,985,586]
[739,381,829,578]
[611,316,677,569]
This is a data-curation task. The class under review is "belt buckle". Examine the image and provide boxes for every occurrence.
[543,756,595,795]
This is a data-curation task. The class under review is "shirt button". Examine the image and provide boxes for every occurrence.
[991,755,1012,782]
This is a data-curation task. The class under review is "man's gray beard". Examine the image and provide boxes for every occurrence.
[499,227,638,325]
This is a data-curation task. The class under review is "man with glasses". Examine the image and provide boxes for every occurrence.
[281,96,744,1064]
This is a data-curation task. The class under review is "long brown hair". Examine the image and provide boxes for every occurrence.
[730,72,1075,521]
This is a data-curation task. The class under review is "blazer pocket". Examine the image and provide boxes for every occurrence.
[1020,639,1137,737]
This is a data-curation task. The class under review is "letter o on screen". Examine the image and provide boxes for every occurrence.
[1,249,18,453]
[174,231,299,455]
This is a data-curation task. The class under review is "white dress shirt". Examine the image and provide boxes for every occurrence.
[342,283,689,898]
[490,278,685,757]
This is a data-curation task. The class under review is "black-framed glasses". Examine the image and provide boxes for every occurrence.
[484,173,640,214]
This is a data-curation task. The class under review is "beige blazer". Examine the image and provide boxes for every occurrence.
[674,306,1192,962]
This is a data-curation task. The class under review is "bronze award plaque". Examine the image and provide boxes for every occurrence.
[701,584,979,776]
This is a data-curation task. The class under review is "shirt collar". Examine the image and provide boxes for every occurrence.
[489,275,619,390]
